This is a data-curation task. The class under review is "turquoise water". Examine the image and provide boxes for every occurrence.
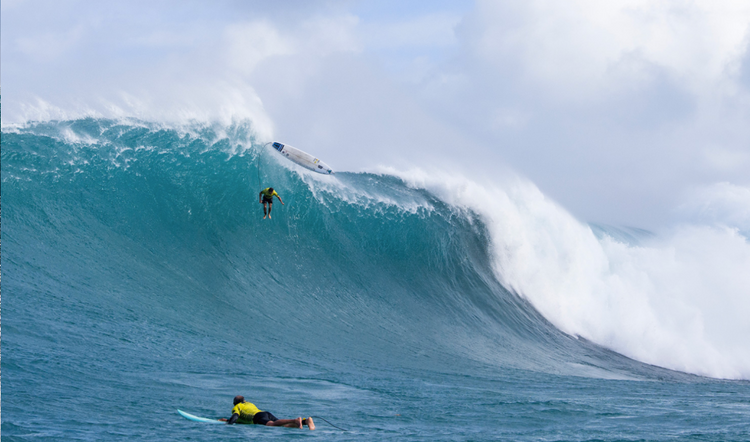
[2,118,749,440]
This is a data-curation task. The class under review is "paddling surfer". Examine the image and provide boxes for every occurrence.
[259,187,284,219]
[220,395,315,429]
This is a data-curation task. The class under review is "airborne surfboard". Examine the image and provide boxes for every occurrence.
[271,141,334,175]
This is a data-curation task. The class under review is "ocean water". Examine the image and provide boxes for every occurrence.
[2,117,749,441]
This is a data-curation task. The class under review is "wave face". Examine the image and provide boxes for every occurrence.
[5,117,749,378]
[1,118,595,371]
[4,117,750,440]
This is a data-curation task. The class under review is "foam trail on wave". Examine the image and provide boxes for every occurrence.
[385,167,750,379]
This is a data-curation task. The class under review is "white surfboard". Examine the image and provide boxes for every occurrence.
[271,141,334,175]
[177,409,224,424]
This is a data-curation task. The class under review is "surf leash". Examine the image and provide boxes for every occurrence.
[310,416,347,431]
[258,142,272,190]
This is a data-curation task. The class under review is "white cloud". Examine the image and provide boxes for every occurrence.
[679,182,750,232]
[490,107,531,129]
[223,21,296,75]
[14,24,87,63]
[703,146,750,172]
[461,0,750,101]
[360,12,461,49]
[299,14,362,55]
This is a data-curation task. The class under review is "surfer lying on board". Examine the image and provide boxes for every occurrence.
[259,187,284,219]
[219,395,315,429]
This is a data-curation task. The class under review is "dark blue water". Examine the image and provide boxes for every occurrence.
[2,118,749,440]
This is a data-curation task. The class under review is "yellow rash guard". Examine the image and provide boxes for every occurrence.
[260,188,279,199]
[231,402,263,424]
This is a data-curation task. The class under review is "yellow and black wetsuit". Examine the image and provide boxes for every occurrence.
[230,401,279,425]
[231,402,263,424]
[260,188,279,203]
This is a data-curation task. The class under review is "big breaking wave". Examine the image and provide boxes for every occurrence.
[3,117,749,380]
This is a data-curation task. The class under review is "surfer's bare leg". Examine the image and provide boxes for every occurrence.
[262,201,269,219]
[267,201,273,219]
[267,417,303,429]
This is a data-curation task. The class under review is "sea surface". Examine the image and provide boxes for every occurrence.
[2,117,749,440]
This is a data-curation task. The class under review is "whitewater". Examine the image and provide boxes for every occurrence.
[3,117,750,441]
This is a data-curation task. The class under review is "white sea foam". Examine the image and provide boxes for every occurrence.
[392,168,750,379]
[294,166,434,216]
[4,88,275,143]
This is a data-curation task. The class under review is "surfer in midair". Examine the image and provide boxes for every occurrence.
[259,187,284,219]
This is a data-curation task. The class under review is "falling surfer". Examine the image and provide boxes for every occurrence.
[259,187,284,219]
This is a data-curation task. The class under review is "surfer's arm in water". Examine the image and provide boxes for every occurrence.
[225,413,240,424]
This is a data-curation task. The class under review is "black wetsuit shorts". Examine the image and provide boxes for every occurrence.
[262,196,274,204]
[253,411,278,425]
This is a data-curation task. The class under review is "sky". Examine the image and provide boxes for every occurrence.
[3,0,750,229]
